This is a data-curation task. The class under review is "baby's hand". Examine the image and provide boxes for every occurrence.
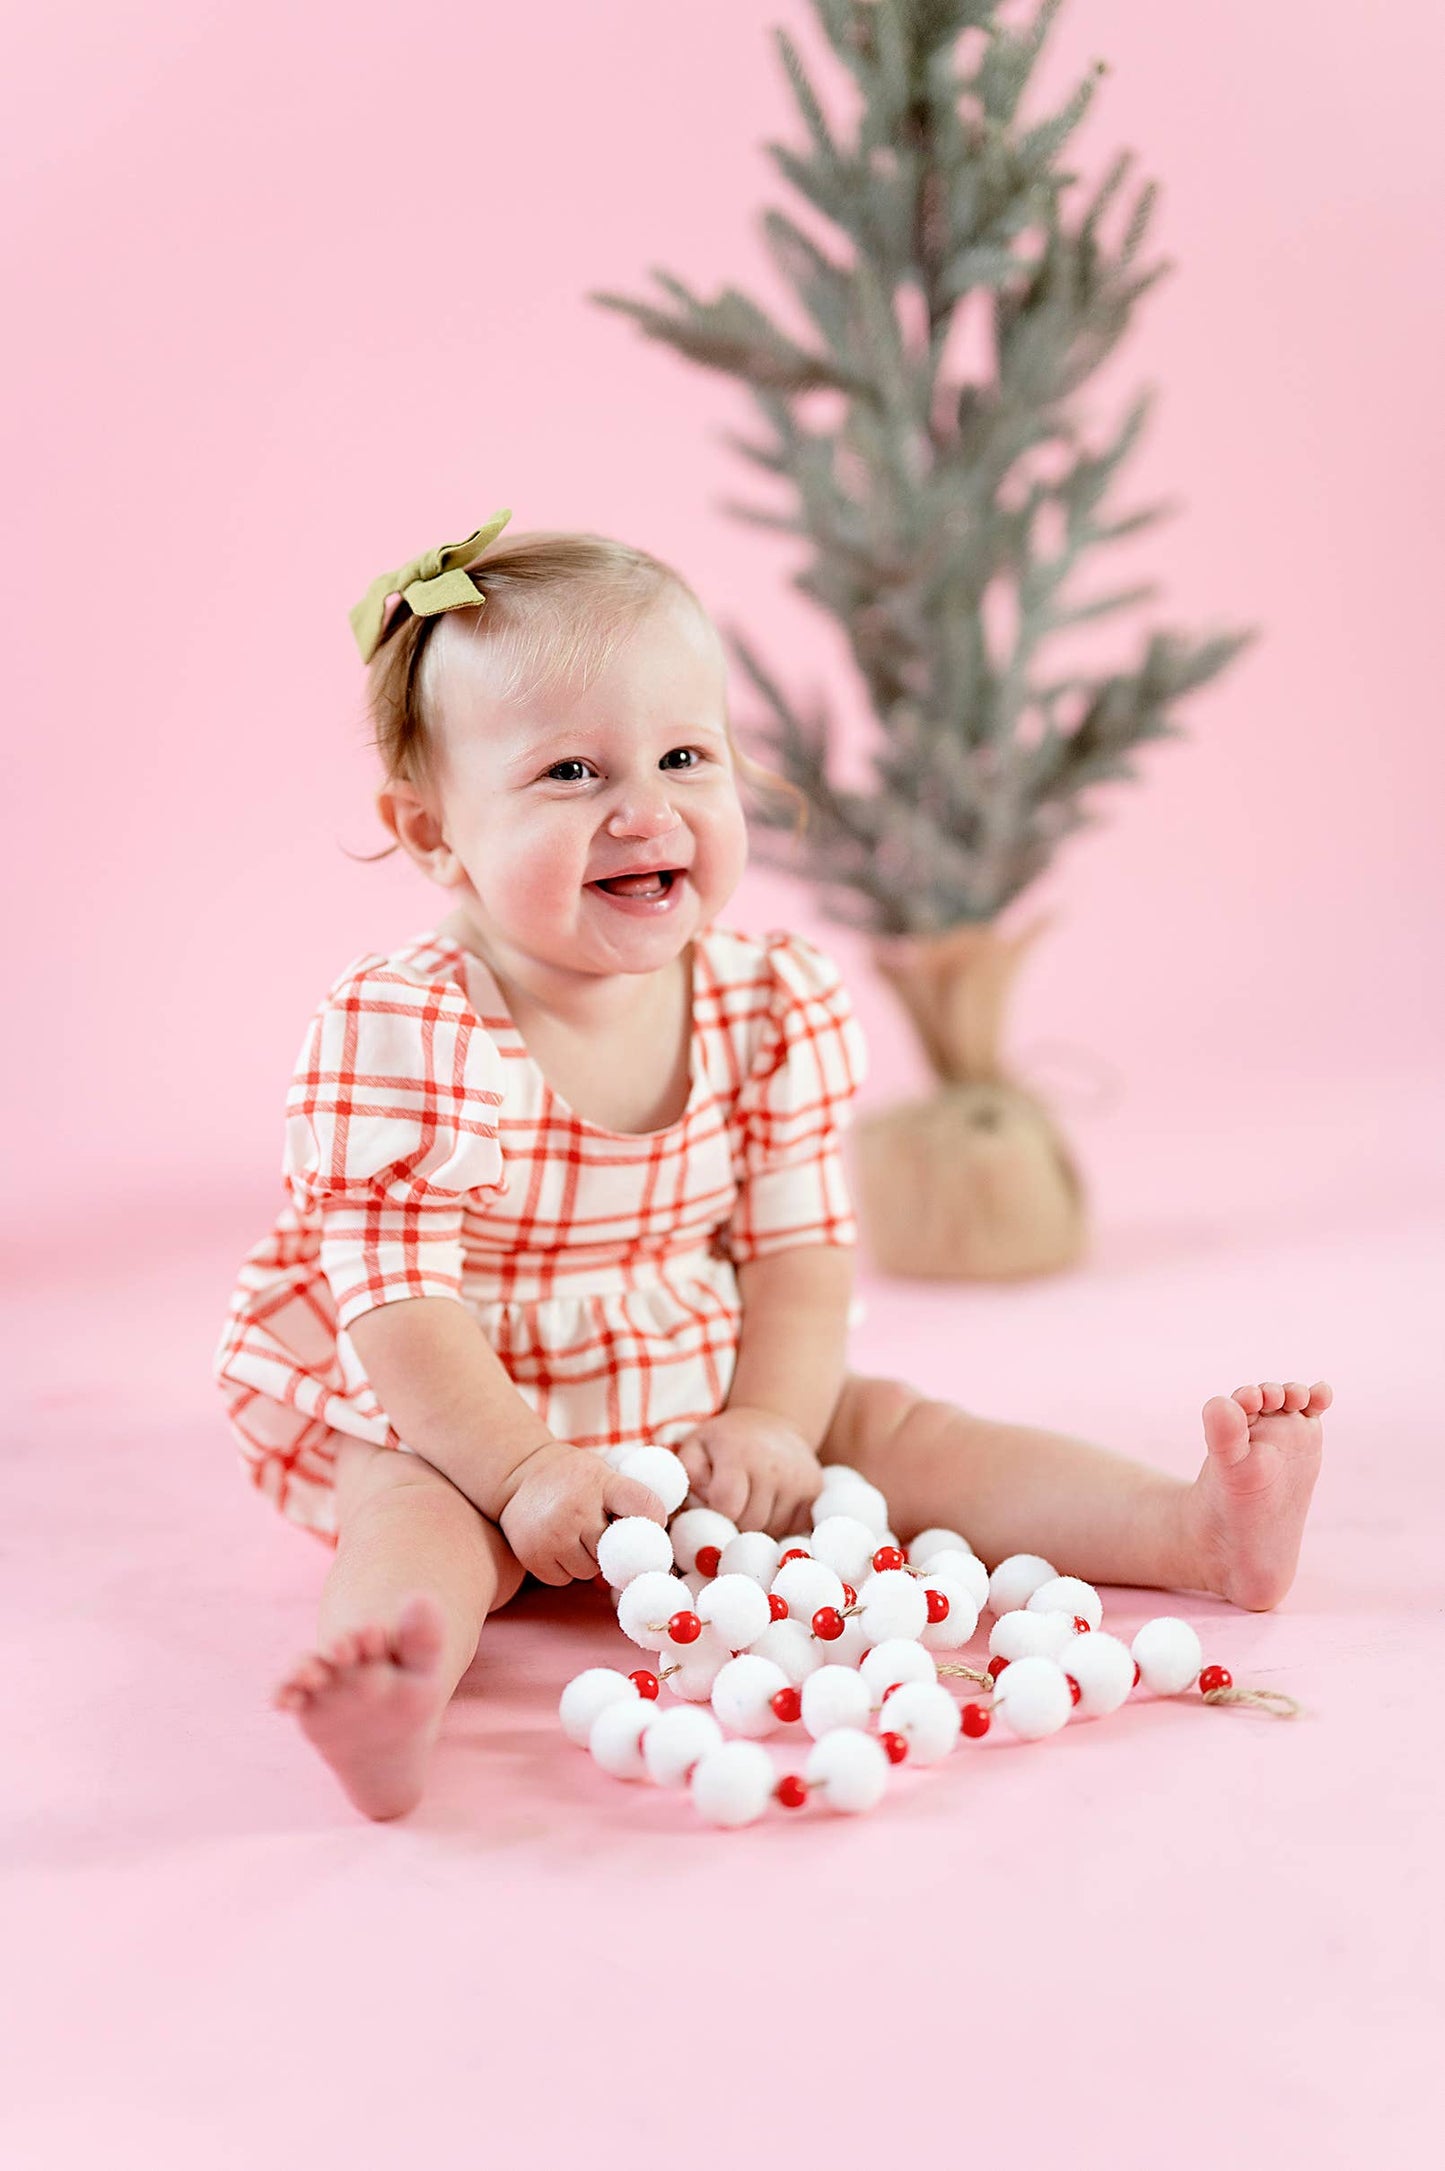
[497,1441,669,1587]
[673,1406,825,1538]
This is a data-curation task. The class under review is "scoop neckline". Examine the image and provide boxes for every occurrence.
[435,930,709,1142]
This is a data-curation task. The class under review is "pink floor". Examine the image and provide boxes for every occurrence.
[5,1067,1441,2168]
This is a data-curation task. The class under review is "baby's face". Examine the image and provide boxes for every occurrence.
[424,589,749,982]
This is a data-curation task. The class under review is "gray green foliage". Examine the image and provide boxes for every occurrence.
[593,0,1253,931]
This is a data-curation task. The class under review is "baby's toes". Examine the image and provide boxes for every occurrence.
[322,1629,365,1673]
[1282,1381,1310,1413]
[1258,1382,1286,1413]
[355,1624,390,1665]
[1231,1384,1265,1418]
[274,1654,334,1710]
[1305,1380,1334,1416]
[1203,1394,1251,1466]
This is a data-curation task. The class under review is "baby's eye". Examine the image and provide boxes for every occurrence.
[544,759,595,783]
[660,747,706,770]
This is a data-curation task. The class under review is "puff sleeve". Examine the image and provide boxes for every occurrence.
[722,931,869,1268]
[283,958,507,1331]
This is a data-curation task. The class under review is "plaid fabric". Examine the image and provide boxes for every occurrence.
[213,922,868,1539]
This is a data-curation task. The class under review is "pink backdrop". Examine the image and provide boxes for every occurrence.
[3,0,1440,1248]
[5,10,1443,2166]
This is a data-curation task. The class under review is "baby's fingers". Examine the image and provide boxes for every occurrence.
[604,1472,670,1525]
[674,1437,711,1500]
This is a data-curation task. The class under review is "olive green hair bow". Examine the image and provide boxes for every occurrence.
[348,510,513,663]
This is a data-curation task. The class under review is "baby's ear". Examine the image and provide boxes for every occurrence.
[375,780,463,887]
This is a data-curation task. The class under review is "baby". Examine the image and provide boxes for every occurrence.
[214,516,1331,1821]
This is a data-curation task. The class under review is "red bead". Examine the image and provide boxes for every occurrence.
[1073,1616,1091,1634]
[695,1545,722,1578]
[667,1610,702,1645]
[780,1547,810,1566]
[961,1702,992,1738]
[774,1774,808,1810]
[768,1592,789,1623]
[1132,1661,1141,1687]
[842,1583,857,1608]
[812,1606,845,1641]
[1199,1664,1233,1696]
[872,1545,906,1573]
[925,1588,951,1625]
[629,1670,660,1701]
[880,1731,909,1765]
[1066,1674,1082,1706]
[882,1682,905,1702]
[770,1686,802,1724]
[987,1655,1010,1680]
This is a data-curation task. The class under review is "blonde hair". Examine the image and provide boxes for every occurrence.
[355,529,807,853]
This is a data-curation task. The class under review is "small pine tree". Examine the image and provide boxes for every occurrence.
[594,0,1250,939]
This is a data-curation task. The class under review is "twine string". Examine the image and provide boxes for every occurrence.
[1204,1685,1303,1719]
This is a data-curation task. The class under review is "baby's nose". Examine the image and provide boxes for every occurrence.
[607,790,680,836]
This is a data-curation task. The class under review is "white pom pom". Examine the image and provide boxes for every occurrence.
[690,1740,776,1828]
[918,1577,979,1652]
[596,1516,675,1590]
[803,1728,890,1813]
[800,1664,873,1739]
[879,1680,962,1764]
[808,1513,879,1585]
[1028,1574,1104,1631]
[989,1607,1077,1661]
[711,1653,791,1737]
[770,1556,847,1622]
[991,1654,1074,1740]
[658,1624,731,1702]
[775,1532,814,1559]
[813,1470,890,1534]
[668,1507,739,1574]
[833,1615,873,1667]
[718,1530,782,1585]
[857,1568,928,1646]
[987,1553,1058,1615]
[751,1618,825,1686]
[907,1528,974,1567]
[1061,1629,1136,1718]
[859,1639,938,1703]
[559,1668,637,1747]
[922,1548,990,1612]
[588,1697,655,1778]
[696,1572,773,1651]
[615,1445,690,1517]
[617,1570,694,1650]
[642,1705,724,1786]
[1131,1617,1203,1696]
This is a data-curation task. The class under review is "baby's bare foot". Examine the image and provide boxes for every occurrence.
[1184,1380,1332,1610]
[273,1594,449,1820]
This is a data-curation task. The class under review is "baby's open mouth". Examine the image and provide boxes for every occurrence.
[591,869,680,897]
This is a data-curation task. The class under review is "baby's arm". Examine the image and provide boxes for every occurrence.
[345,1297,665,1580]
[728,1244,855,1451]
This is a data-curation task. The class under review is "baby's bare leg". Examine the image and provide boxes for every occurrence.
[822,1373,1327,1609]
[274,1440,526,1821]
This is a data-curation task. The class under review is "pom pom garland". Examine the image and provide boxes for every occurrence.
[988,1607,1078,1662]
[565,1463,1302,1828]
[1131,1617,1204,1696]
[1028,1575,1104,1631]
[616,1446,690,1517]
[669,1508,739,1575]
[596,1516,675,1589]
[987,1554,1058,1616]
[695,1573,773,1651]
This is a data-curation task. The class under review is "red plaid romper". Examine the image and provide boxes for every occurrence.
[213,921,868,1542]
